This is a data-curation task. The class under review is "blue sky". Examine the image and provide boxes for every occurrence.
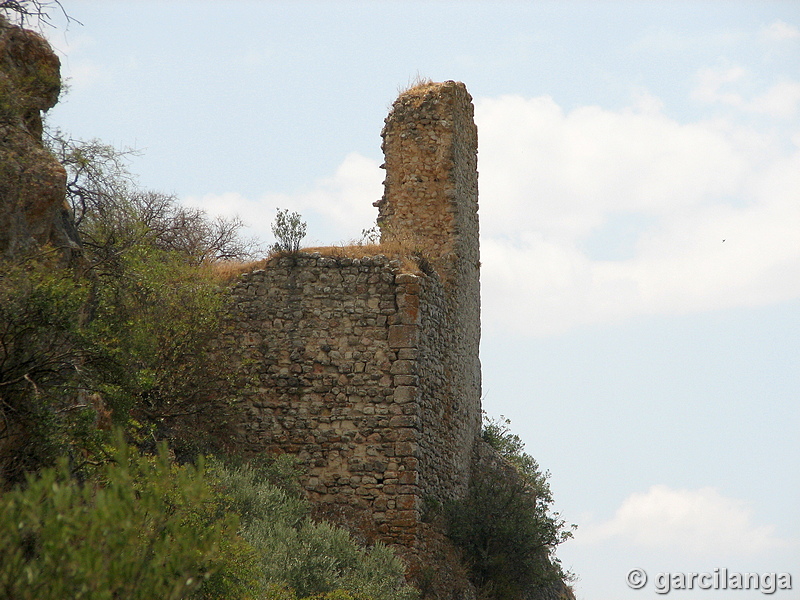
[28,2,800,598]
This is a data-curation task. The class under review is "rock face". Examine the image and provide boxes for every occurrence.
[0,15,80,260]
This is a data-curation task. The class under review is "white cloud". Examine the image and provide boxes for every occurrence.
[762,20,800,42]
[183,152,383,248]
[475,94,800,336]
[186,95,800,338]
[750,80,800,119]
[691,66,748,107]
[692,66,800,118]
[577,485,786,556]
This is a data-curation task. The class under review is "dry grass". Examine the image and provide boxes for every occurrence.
[398,74,436,96]
[209,258,270,283]
[302,238,428,274]
[210,235,431,283]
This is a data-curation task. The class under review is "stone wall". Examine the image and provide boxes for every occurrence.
[377,80,482,501]
[228,81,483,552]
[229,253,420,545]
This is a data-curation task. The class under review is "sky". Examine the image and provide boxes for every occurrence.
[24,1,800,598]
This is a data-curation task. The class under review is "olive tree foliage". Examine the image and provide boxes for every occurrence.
[0,438,416,600]
[0,437,257,600]
[211,459,416,600]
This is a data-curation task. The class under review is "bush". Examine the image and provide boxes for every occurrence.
[0,438,417,600]
[271,209,307,253]
[211,459,416,600]
[0,241,245,480]
[481,415,553,502]
[0,435,257,600]
[0,256,103,484]
[87,244,243,456]
[445,415,573,600]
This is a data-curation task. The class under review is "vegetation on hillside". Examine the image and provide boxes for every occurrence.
[0,130,260,484]
[0,7,575,594]
[0,128,415,599]
[0,434,416,600]
[0,131,575,599]
[444,415,575,600]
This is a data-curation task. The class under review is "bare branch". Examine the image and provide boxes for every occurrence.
[0,0,82,29]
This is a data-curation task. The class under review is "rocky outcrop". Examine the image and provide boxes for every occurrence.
[0,15,81,261]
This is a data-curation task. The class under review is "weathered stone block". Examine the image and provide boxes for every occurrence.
[393,375,419,386]
[388,324,418,348]
[396,427,417,441]
[388,415,418,428]
[396,494,417,510]
[393,385,417,404]
[394,441,418,457]
[390,359,416,375]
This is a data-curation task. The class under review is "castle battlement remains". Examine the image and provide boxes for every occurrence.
[228,81,482,552]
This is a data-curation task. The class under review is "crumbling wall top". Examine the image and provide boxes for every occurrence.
[376,80,479,282]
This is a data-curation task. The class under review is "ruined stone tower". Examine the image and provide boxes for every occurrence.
[228,81,482,553]
[376,80,482,503]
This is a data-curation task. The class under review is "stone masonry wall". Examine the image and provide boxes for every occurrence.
[228,253,428,546]
[377,81,482,500]
[227,81,483,553]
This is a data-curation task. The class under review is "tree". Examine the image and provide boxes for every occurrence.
[0,131,265,481]
[46,131,264,268]
[444,415,574,600]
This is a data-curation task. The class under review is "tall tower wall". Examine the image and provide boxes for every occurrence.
[377,81,482,498]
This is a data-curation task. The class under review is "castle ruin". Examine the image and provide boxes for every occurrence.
[228,81,483,552]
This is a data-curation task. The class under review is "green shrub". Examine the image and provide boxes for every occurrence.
[87,244,243,458]
[271,208,307,253]
[0,257,102,483]
[0,435,258,600]
[211,460,416,600]
[445,415,574,600]
[210,457,309,531]
[481,415,553,501]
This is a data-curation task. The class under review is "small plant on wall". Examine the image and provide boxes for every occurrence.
[271,209,307,253]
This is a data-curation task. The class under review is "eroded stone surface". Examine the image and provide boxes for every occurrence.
[0,16,80,260]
